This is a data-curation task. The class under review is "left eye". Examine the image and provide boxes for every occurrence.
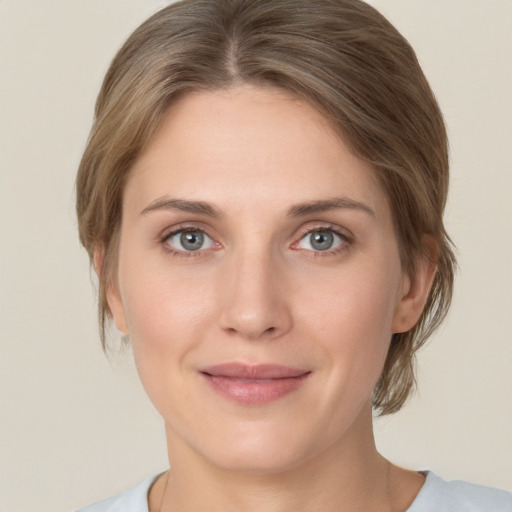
[297,229,345,251]
[165,229,215,252]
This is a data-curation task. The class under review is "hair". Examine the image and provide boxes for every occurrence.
[76,0,456,415]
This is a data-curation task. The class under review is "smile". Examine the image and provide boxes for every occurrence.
[199,363,312,405]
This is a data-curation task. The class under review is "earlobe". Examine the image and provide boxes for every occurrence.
[93,245,104,277]
[93,245,128,335]
[392,240,438,334]
[106,281,129,335]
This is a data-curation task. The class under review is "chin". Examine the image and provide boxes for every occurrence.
[208,445,309,475]
[191,418,327,475]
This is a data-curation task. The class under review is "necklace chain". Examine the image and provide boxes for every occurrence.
[157,463,398,511]
[158,471,170,512]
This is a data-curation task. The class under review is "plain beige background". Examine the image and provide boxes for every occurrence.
[1,1,511,511]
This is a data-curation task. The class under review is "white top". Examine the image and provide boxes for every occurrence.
[75,471,512,512]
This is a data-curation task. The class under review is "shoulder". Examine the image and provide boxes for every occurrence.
[408,471,512,512]
[74,474,161,512]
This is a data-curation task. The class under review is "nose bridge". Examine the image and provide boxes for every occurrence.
[218,241,290,340]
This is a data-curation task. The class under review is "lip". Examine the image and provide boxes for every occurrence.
[199,363,311,405]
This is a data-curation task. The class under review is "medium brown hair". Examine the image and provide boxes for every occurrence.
[76,0,456,415]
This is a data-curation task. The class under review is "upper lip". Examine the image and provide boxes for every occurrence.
[199,363,310,379]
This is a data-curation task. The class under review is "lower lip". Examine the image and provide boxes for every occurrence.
[201,373,311,405]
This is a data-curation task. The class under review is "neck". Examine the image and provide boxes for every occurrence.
[153,405,421,512]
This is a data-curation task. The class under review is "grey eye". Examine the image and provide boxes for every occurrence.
[297,229,344,252]
[310,231,334,250]
[180,231,204,251]
[166,230,214,252]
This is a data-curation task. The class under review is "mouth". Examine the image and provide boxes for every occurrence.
[199,363,312,405]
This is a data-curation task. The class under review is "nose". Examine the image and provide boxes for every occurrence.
[218,248,292,341]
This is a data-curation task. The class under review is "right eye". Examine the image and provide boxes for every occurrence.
[164,229,215,253]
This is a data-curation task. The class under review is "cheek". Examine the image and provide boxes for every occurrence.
[118,266,216,413]
[299,261,400,341]
[115,251,217,389]
[296,261,401,384]
[118,246,216,342]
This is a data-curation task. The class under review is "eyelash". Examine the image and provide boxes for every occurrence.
[160,225,219,259]
[292,224,352,257]
[159,223,352,259]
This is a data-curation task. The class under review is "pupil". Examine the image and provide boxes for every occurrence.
[311,231,333,250]
[181,231,203,251]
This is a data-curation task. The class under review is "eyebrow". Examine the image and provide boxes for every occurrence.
[287,197,375,217]
[140,196,374,218]
[140,197,222,217]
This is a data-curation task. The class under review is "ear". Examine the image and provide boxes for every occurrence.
[392,237,438,334]
[93,245,128,335]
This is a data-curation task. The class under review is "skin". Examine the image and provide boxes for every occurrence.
[104,85,435,511]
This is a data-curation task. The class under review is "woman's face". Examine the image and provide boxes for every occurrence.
[107,85,426,473]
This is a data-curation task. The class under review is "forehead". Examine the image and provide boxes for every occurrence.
[125,85,389,219]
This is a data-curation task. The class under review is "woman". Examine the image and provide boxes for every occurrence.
[75,0,511,510]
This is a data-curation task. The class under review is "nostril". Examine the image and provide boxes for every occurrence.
[224,324,277,340]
